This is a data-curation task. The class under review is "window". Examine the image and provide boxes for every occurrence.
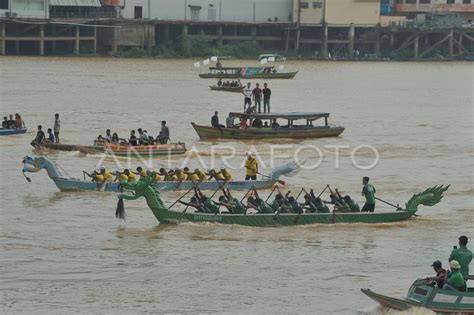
[406,0,416,4]
[190,6,201,21]
[208,8,216,21]
[0,0,8,10]
[313,1,323,8]
[420,0,430,3]
[447,0,455,3]
[134,6,142,19]
[300,2,309,9]
[463,0,471,4]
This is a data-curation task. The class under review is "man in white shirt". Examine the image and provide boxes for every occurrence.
[242,82,253,112]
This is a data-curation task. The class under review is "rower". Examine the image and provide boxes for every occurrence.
[184,167,199,181]
[195,188,219,214]
[148,170,161,181]
[208,169,225,181]
[166,170,178,181]
[195,168,207,182]
[252,188,274,214]
[449,236,472,278]
[95,167,113,183]
[285,191,303,214]
[175,168,187,181]
[221,168,233,181]
[443,260,467,291]
[179,196,204,213]
[136,166,148,180]
[343,195,360,212]
[218,189,246,214]
[123,169,137,183]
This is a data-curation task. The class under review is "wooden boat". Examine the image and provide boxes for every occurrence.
[0,127,27,136]
[362,278,474,314]
[38,142,186,158]
[209,85,244,93]
[116,177,449,227]
[199,67,297,79]
[192,112,344,140]
[22,156,297,192]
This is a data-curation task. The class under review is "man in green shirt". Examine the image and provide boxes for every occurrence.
[344,195,360,212]
[218,189,247,214]
[202,196,219,214]
[361,176,376,212]
[443,260,467,291]
[449,235,472,278]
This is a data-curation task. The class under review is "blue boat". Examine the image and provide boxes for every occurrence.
[0,128,27,136]
[22,156,298,192]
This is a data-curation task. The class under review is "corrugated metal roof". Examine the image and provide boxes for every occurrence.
[49,0,102,7]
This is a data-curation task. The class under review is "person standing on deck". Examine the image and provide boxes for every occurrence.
[159,121,170,144]
[53,113,60,143]
[361,176,376,212]
[243,83,253,112]
[244,152,258,181]
[253,83,262,113]
[262,83,271,113]
[449,236,472,278]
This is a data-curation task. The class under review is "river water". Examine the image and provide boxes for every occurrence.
[0,57,472,314]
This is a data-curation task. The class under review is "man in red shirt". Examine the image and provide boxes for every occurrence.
[252,83,262,113]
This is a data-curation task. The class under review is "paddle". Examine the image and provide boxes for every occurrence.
[22,171,31,183]
[257,172,285,185]
[115,183,125,219]
[375,197,403,211]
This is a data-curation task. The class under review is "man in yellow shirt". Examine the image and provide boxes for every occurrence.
[136,166,148,180]
[175,168,187,181]
[184,167,199,181]
[244,153,258,180]
[221,168,233,181]
[124,169,137,183]
[208,169,225,181]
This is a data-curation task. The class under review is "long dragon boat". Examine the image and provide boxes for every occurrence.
[22,156,297,192]
[192,112,344,140]
[39,142,186,158]
[362,278,474,314]
[0,127,27,136]
[199,67,297,79]
[115,174,449,227]
[209,85,244,93]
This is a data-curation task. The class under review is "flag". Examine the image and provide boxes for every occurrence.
[260,58,268,64]
[210,56,218,62]
[278,65,285,71]
[268,57,275,62]
[203,59,210,65]
[193,62,200,68]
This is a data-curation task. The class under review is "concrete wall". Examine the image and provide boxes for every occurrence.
[294,0,324,24]
[0,0,48,18]
[119,0,293,23]
[325,0,380,25]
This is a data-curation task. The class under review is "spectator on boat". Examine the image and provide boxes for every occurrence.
[47,128,55,143]
[263,121,269,128]
[111,133,120,144]
[211,111,225,134]
[30,125,46,148]
[263,83,271,113]
[253,83,262,113]
[237,79,241,87]
[252,118,263,128]
[2,116,8,129]
[343,195,360,212]
[159,121,170,144]
[53,113,60,143]
[361,177,376,212]
[105,129,112,142]
[226,115,235,128]
[129,130,138,146]
[217,78,222,87]
[425,260,447,288]
[216,59,222,68]
[443,260,467,291]
[239,117,248,130]
[244,153,258,181]
[137,128,149,145]
[243,83,253,112]
[449,236,472,278]
[271,119,280,129]
[15,113,25,129]
[7,115,15,128]
[218,189,246,214]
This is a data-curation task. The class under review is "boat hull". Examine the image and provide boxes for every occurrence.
[199,72,297,79]
[151,207,416,226]
[209,85,244,93]
[0,128,27,136]
[52,178,277,192]
[41,143,186,157]
[191,122,345,140]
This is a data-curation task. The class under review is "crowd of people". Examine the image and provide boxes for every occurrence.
[96,121,170,146]
[216,79,242,87]
[85,166,233,184]
[2,113,25,129]
[425,236,472,292]
[30,113,60,148]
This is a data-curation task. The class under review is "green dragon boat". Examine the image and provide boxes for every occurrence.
[362,278,474,314]
[116,175,448,227]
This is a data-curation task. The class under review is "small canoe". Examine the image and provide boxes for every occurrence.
[209,85,244,93]
[22,155,297,192]
[362,278,474,314]
[116,179,449,227]
[77,143,186,157]
[38,142,186,157]
[0,128,27,136]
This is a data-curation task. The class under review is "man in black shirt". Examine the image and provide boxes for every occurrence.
[30,125,46,148]
[2,116,8,129]
[262,83,271,113]
[211,111,225,134]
